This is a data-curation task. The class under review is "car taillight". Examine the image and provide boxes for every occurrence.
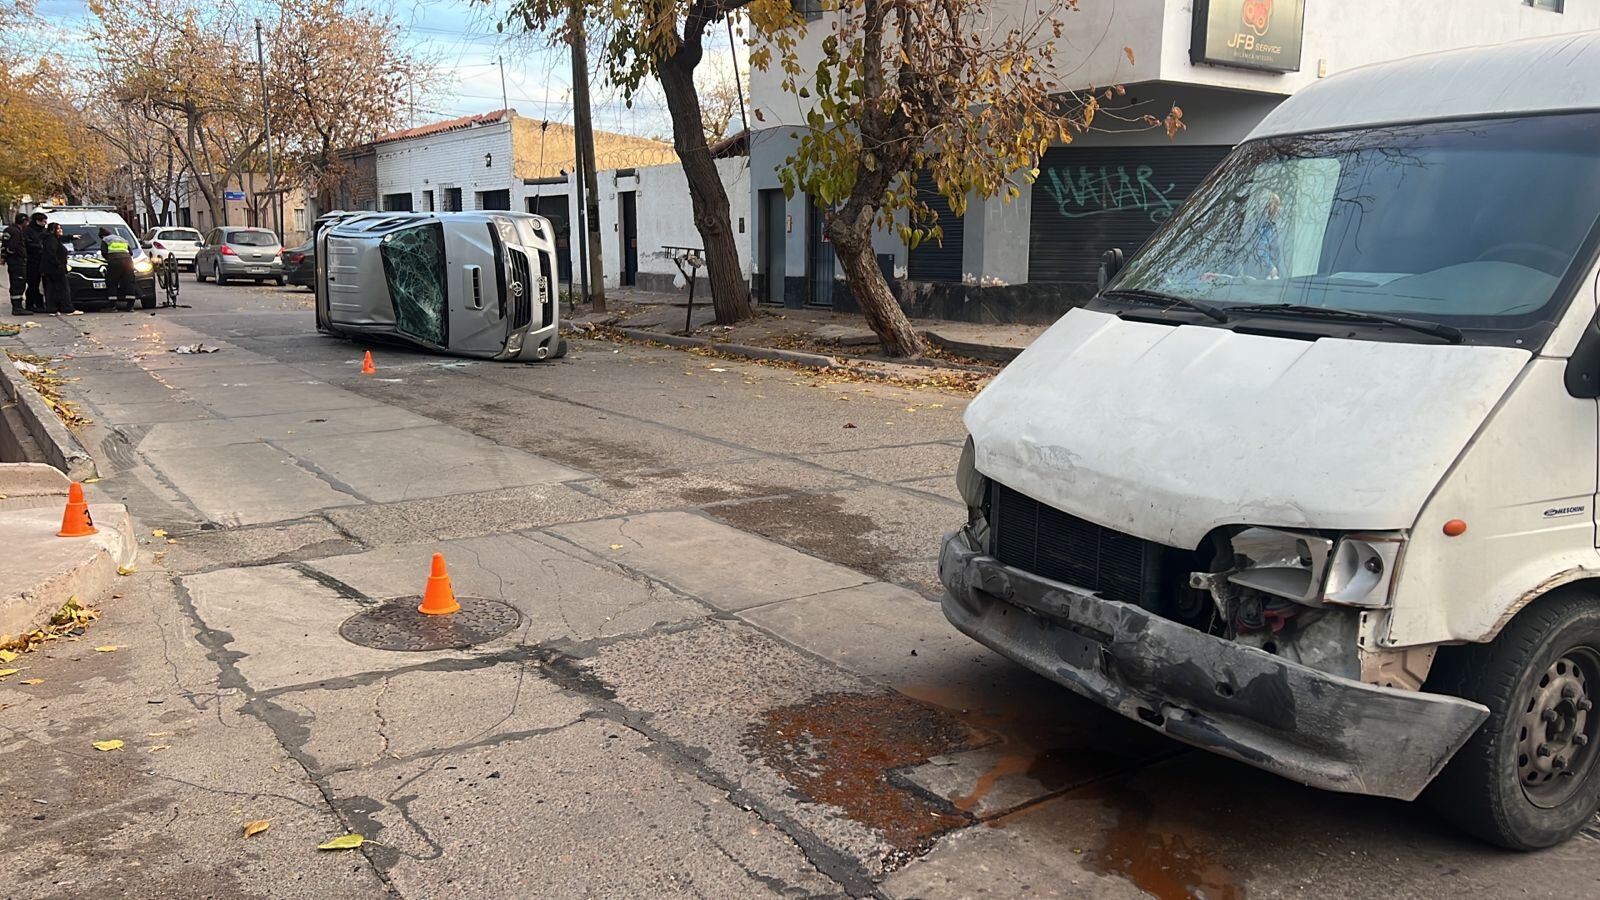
[289,253,304,264]
[153,241,165,249]
[219,245,236,256]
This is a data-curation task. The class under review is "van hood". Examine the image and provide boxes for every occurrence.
[966,309,1532,549]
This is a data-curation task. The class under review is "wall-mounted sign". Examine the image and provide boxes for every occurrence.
[1191,0,1305,73]
[223,190,246,201]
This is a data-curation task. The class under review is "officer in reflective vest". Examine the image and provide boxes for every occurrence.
[100,227,135,309]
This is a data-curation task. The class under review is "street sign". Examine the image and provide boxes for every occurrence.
[224,190,246,201]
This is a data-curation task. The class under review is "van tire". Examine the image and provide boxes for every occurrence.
[552,338,568,359]
[1424,589,1600,849]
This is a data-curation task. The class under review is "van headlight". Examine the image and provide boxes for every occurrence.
[1224,527,1403,608]
[134,257,154,274]
[956,436,986,513]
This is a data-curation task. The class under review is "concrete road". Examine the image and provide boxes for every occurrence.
[1,282,1596,899]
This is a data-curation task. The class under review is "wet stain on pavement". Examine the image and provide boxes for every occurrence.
[1079,784,1244,900]
[710,492,901,582]
[745,691,980,852]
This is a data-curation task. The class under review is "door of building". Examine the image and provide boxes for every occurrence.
[619,191,638,287]
[805,197,835,307]
[445,188,463,212]
[758,189,786,305]
[528,194,572,284]
[479,189,511,211]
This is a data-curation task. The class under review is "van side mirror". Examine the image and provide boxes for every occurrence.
[1098,248,1125,290]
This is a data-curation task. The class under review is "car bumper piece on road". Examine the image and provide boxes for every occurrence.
[937,528,1489,800]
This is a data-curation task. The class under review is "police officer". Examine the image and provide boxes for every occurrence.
[43,223,80,316]
[100,227,135,309]
[23,212,47,312]
[2,214,27,316]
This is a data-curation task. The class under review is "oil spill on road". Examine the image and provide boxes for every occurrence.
[1078,782,1244,900]
[745,691,980,851]
[710,492,901,583]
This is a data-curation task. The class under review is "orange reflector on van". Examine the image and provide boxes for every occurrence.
[1443,519,1468,537]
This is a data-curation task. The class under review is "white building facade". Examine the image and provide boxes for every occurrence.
[747,0,1600,322]
[373,110,752,295]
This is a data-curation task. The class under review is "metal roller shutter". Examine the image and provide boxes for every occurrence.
[908,171,964,283]
[1028,145,1231,285]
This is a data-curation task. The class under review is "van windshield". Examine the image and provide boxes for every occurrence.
[379,223,449,346]
[1109,112,1600,339]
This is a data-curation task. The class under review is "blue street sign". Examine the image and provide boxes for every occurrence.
[224,191,246,201]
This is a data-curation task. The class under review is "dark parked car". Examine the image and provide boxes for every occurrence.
[285,242,314,288]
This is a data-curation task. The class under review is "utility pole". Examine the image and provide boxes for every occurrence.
[568,3,606,312]
[497,56,509,113]
[255,19,280,243]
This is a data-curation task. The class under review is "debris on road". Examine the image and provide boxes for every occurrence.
[243,820,271,838]
[168,343,220,354]
[317,833,367,851]
[91,740,124,752]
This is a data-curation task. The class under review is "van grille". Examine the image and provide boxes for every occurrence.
[508,248,533,328]
[990,482,1162,607]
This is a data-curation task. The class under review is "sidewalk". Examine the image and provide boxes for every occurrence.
[568,288,1046,369]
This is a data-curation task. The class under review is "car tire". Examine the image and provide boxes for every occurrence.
[196,265,208,283]
[215,263,228,286]
[552,338,569,359]
[275,276,287,287]
[1424,589,1600,849]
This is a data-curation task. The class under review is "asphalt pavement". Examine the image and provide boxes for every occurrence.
[0,281,1596,899]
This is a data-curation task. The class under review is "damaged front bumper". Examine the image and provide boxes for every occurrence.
[938,528,1488,800]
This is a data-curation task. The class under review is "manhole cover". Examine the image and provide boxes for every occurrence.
[339,597,521,651]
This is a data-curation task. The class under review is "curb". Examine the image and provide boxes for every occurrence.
[922,330,1024,364]
[0,358,97,482]
[612,327,845,370]
[0,502,136,644]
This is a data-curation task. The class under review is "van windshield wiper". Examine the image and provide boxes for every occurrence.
[1240,304,1464,343]
[1101,288,1230,323]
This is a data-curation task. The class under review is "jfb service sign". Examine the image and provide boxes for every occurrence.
[1191,0,1306,73]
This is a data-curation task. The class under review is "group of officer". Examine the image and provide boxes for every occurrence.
[2,212,138,317]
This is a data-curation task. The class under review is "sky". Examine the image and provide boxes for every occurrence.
[27,0,747,139]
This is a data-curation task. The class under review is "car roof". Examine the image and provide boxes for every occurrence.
[1248,31,1600,141]
[39,208,131,226]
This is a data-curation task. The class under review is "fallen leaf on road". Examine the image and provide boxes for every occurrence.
[20,679,42,685]
[147,731,174,737]
[150,529,167,538]
[165,539,177,545]
[609,544,623,550]
[843,423,856,429]
[116,566,136,576]
[0,650,16,663]
[148,745,171,752]
[94,645,119,652]
[318,833,366,850]
[0,669,19,678]
[83,477,101,484]
[243,820,270,838]
[92,740,124,752]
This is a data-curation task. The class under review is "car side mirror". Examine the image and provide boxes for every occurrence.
[140,240,152,249]
[1098,248,1125,290]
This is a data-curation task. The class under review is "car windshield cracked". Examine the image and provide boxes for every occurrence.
[380,222,449,345]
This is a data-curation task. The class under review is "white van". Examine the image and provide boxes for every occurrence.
[941,33,1600,849]
[315,210,564,361]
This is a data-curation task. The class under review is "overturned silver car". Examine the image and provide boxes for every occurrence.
[315,211,564,361]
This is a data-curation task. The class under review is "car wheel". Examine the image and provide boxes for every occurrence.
[196,264,208,283]
[215,263,228,286]
[1425,589,1600,849]
[275,276,287,287]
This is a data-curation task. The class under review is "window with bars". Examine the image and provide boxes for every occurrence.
[1526,0,1564,12]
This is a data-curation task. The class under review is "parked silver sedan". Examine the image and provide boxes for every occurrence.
[194,227,286,285]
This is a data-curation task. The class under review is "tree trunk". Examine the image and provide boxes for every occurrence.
[827,208,924,358]
[659,51,752,326]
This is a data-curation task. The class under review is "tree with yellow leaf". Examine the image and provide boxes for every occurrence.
[758,0,1181,357]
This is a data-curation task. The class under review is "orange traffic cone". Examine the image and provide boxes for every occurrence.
[57,482,98,537]
[360,351,375,375]
[417,553,459,615]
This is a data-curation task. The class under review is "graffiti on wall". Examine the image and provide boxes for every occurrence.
[1040,165,1179,224]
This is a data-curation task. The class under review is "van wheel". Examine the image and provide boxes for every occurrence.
[141,294,156,310]
[118,301,134,312]
[1425,590,1600,849]
[552,338,568,359]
